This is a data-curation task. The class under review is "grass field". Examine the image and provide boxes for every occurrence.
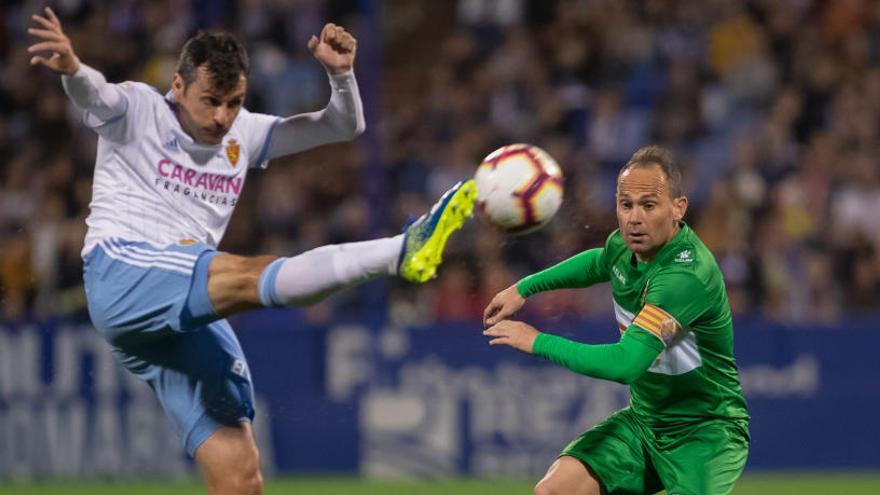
[1,473,879,495]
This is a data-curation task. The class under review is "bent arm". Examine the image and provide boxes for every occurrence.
[517,248,609,297]
[265,70,365,159]
[532,328,663,384]
[61,63,126,122]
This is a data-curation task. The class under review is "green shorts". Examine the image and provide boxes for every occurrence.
[561,408,749,495]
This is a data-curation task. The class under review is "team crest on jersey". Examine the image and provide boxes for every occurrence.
[225,139,240,167]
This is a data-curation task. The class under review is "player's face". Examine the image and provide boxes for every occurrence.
[172,66,247,145]
[616,164,688,262]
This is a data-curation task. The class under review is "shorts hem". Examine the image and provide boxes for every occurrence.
[184,411,253,458]
[176,249,221,332]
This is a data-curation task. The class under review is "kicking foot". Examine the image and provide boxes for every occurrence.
[398,179,477,283]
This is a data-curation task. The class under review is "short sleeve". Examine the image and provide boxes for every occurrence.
[632,270,708,346]
[235,109,282,169]
[83,82,154,144]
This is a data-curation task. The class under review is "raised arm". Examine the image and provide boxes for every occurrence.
[517,247,609,295]
[28,7,126,122]
[264,23,365,160]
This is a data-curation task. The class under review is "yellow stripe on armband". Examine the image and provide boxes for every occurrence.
[633,304,680,344]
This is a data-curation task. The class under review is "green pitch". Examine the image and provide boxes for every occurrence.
[1,473,878,494]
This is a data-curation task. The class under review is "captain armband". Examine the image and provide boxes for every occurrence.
[632,303,681,346]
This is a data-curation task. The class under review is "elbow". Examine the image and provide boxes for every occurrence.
[350,118,366,139]
[616,372,640,385]
[333,116,365,141]
[611,363,649,385]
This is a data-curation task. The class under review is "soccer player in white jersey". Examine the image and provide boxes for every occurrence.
[28,7,476,494]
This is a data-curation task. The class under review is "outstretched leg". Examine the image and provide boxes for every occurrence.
[206,180,477,316]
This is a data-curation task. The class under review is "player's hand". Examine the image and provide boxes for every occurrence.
[483,284,525,327]
[308,23,357,75]
[483,320,539,354]
[27,7,80,75]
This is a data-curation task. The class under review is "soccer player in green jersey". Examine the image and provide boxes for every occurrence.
[482,146,750,495]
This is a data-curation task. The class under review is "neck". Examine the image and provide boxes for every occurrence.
[634,250,657,264]
[172,105,199,144]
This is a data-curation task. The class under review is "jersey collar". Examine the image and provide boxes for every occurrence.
[629,221,690,268]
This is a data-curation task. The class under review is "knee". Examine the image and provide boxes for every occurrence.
[236,463,263,495]
[224,446,263,495]
[198,423,265,495]
[534,480,557,495]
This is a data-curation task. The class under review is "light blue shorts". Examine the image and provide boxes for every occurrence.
[83,238,255,457]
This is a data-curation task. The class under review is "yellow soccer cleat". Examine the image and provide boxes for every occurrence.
[398,179,477,283]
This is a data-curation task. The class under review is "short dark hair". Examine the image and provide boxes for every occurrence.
[176,31,249,93]
[618,145,683,198]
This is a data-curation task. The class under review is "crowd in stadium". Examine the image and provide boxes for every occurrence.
[1,0,878,325]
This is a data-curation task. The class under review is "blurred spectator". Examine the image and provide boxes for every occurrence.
[3,0,880,325]
[432,261,482,322]
[0,226,34,320]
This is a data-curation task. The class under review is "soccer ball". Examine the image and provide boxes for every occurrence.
[474,143,564,235]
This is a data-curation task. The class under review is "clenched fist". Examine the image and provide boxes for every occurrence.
[308,23,357,75]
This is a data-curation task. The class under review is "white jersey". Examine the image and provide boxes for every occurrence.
[80,82,277,254]
[81,82,278,254]
[63,64,364,257]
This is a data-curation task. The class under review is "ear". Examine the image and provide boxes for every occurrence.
[171,73,185,99]
[672,196,688,223]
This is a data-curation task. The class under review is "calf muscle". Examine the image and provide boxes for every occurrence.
[208,254,277,316]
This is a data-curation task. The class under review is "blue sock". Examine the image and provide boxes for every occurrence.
[257,258,286,307]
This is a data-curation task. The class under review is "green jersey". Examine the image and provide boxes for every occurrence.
[521,223,749,431]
